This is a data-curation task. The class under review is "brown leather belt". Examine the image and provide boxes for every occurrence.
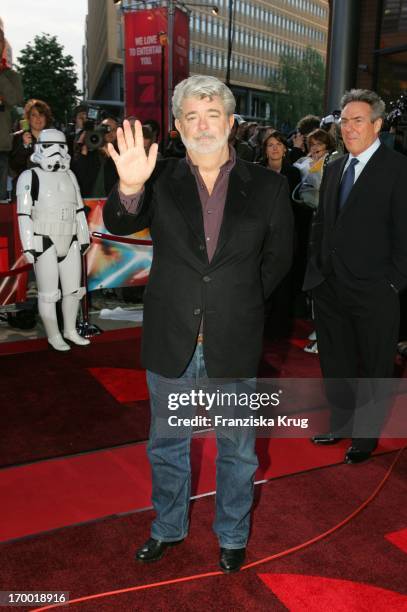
[197,334,204,344]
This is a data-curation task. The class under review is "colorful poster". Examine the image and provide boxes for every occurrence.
[85,198,153,291]
[0,203,28,306]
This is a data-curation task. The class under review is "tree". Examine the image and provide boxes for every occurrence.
[17,34,81,124]
[269,46,326,129]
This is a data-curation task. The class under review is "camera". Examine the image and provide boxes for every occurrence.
[84,124,112,151]
[82,106,111,151]
[320,110,341,129]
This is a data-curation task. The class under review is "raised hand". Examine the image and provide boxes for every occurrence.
[107,119,158,195]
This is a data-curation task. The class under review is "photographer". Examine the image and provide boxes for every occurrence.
[71,115,119,198]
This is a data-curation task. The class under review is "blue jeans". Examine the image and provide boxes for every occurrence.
[146,343,258,548]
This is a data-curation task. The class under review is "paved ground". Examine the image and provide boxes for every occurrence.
[0,288,142,345]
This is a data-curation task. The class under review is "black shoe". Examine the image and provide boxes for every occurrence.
[344,447,372,464]
[135,537,184,562]
[311,433,342,445]
[219,547,246,573]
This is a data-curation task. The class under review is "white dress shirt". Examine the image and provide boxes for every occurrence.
[341,138,381,184]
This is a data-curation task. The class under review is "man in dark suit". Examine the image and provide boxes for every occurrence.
[304,89,407,464]
[103,75,293,571]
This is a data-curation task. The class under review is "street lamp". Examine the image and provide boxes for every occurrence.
[225,0,235,86]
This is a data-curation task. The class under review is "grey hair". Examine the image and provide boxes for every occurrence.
[340,89,386,121]
[172,75,236,119]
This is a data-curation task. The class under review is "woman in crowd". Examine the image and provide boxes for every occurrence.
[293,128,336,206]
[294,128,336,353]
[261,131,301,340]
[262,130,301,197]
[9,99,53,195]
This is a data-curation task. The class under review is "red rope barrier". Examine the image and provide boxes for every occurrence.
[0,263,32,279]
[0,233,151,280]
[92,232,153,246]
[30,447,406,612]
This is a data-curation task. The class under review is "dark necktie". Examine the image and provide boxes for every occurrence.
[338,158,359,211]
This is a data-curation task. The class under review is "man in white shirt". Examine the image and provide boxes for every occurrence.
[304,89,407,463]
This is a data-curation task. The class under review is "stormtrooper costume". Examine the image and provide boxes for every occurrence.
[17,129,90,351]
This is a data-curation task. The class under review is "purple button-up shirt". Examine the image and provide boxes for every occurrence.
[186,147,236,262]
[119,147,236,262]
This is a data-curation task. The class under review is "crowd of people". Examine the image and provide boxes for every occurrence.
[1,24,407,369]
[1,59,406,358]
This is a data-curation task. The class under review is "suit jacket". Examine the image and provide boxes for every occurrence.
[103,157,294,377]
[280,161,301,200]
[303,144,407,292]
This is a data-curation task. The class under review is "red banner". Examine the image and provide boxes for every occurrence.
[124,7,189,139]
[0,203,28,306]
[173,9,190,94]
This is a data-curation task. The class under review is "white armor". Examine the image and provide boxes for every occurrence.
[17,129,91,351]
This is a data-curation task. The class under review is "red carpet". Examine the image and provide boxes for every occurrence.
[0,328,152,467]
[386,527,407,554]
[258,574,407,611]
[0,452,405,611]
[1,321,405,468]
[0,323,322,468]
[0,435,404,543]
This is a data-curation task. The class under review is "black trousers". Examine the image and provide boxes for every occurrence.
[313,274,400,451]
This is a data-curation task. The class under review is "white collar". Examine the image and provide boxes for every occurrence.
[348,138,381,166]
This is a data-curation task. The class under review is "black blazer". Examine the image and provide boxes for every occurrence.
[280,161,301,199]
[304,144,407,292]
[103,157,294,377]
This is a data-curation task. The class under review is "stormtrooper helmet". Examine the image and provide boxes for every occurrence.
[31,129,71,172]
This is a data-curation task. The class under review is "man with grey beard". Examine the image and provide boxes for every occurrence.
[103,75,293,572]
